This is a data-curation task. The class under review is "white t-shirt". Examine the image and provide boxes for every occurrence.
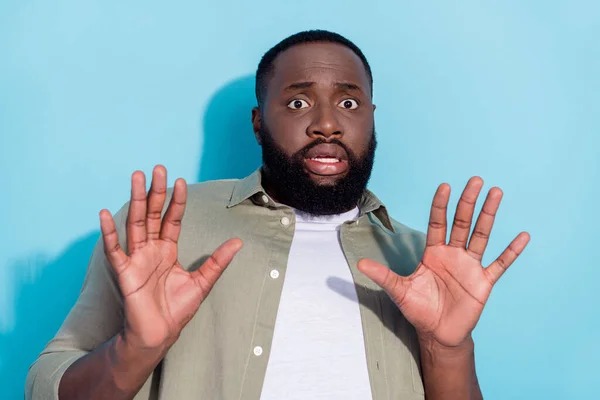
[260,207,373,400]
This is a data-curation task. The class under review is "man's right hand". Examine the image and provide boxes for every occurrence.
[99,164,243,353]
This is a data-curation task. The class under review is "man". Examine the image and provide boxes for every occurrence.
[26,30,529,400]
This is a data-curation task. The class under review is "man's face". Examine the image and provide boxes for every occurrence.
[252,42,376,215]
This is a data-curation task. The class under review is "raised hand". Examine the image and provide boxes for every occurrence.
[358,177,530,347]
[99,165,243,352]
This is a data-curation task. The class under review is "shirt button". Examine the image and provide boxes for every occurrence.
[280,216,290,226]
[253,346,263,356]
[261,195,269,204]
[269,269,280,279]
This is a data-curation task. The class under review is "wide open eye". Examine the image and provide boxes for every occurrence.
[338,99,359,110]
[287,99,310,110]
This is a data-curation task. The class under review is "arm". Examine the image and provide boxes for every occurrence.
[58,331,165,400]
[26,202,164,400]
[26,165,242,400]
[419,336,482,400]
[359,177,530,400]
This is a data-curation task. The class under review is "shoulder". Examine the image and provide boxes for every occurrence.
[388,216,427,269]
[173,178,242,219]
[360,212,426,276]
[113,177,239,221]
[185,178,238,203]
[389,217,426,240]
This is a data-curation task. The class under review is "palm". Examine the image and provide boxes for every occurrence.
[99,165,242,350]
[359,177,529,347]
[117,241,192,350]
[397,245,491,347]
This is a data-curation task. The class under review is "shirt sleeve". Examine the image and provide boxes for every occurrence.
[25,204,135,399]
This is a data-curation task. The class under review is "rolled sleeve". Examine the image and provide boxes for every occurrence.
[26,351,86,400]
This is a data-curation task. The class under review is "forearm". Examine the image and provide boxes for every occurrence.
[58,331,165,400]
[419,336,483,400]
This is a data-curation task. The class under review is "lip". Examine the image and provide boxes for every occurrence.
[303,143,349,176]
[304,158,349,176]
[304,143,348,161]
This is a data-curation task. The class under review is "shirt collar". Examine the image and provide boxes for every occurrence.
[227,168,396,233]
[227,168,264,207]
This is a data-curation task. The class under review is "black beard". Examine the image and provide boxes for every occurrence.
[258,127,377,216]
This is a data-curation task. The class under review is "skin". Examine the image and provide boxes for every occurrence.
[252,42,375,191]
[58,42,530,400]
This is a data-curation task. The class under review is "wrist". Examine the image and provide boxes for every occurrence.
[121,326,178,354]
[109,331,167,392]
[418,334,475,361]
[418,334,481,400]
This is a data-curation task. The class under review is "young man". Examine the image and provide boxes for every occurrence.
[26,30,529,400]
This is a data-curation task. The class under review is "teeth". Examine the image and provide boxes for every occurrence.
[312,157,340,163]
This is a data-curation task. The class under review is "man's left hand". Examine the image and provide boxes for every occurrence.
[358,177,530,348]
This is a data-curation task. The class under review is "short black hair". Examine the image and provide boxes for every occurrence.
[255,29,373,107]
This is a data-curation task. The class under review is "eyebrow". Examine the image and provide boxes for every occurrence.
[283,81,364,93]
[334,82,362,92]
[283,81,314,91]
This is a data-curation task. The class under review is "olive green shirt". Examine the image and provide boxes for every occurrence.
[25,169,427,400]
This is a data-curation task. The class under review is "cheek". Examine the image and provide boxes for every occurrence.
[265,112,312,149]
[343,132,374,160]
[344,120,374,144]
[342,109,373,131]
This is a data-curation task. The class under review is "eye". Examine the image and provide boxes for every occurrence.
[338,99,359,110]
[287,99,310,110]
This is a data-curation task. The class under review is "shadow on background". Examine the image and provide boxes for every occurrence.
[197,75,261,182]
[0,232,99,398]
[1,75,261,399]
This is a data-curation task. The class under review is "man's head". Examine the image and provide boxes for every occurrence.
[252,30,377,215]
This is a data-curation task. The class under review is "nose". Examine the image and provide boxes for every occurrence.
[307,104,342,139]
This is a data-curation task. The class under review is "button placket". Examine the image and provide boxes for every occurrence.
[239,210,294,399]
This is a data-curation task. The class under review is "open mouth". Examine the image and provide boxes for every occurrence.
[302,142,350,176]
[304,156,349,176]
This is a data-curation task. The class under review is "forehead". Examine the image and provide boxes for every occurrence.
[267,42,371,95]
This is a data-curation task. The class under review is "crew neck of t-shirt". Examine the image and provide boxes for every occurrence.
[291,206,360,228]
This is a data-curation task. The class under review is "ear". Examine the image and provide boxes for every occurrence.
[252,107,262,145]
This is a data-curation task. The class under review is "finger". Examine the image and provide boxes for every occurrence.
[426,183,450,247]
[99,209,129,274]
[126,171,148,252]
[146,165,168,241]
[159,178,187,243]
[485,232,530,284]
[448,177,484,248]
[357,258,409,307]
[191,238,244,295]
[467,187,503,261]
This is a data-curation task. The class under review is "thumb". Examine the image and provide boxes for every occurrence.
[191,238,243,295]
[357,258,409,306]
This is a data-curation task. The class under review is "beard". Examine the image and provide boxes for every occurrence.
[258,125,377,216]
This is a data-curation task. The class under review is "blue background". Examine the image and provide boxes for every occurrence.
[1,1,598,398]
